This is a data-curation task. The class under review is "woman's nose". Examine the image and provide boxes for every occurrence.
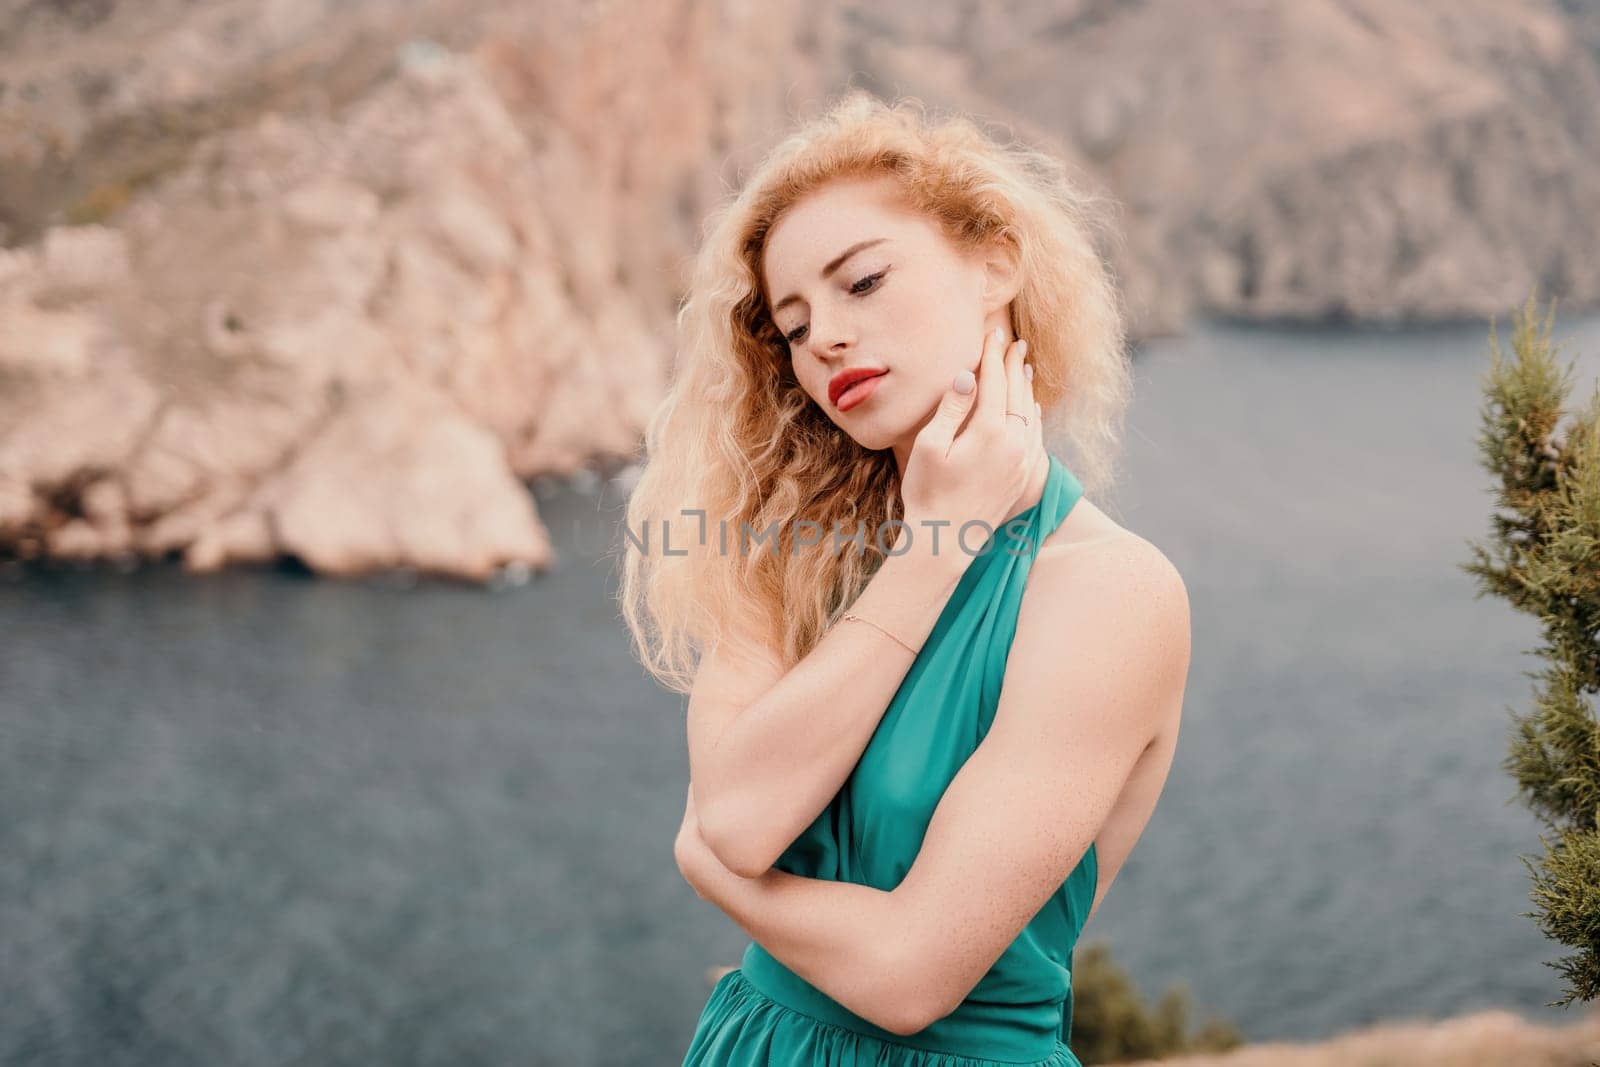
[812,331,852,362]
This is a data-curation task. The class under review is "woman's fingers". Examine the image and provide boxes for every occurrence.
[1016,342,1046,469]
[975,326,1008,433]
[1004,338,1029,441]
[1021,343,1042,456]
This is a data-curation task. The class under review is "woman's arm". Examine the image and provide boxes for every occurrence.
[690,329,1037,880]
[679,539,1190,1033]
[689,527,968,879]
[675,797,922,1035]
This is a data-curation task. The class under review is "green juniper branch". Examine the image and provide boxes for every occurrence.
[1462,288,1600,1008]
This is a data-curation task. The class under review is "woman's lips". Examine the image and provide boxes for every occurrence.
[834,371,887,412]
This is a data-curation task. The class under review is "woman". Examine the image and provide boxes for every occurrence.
[617,90,1190,1066]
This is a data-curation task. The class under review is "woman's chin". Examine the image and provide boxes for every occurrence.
[828,398,924,452]
[841,421,908,453]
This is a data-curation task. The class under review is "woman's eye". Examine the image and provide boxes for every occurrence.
[849,269,886,296]
[783,270,886,346]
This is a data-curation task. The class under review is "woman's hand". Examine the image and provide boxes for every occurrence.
[898,326,1046,562]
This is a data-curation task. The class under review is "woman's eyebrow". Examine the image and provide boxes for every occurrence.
[772,237,890,315]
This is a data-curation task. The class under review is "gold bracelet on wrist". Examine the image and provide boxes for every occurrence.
[840,610,920,655]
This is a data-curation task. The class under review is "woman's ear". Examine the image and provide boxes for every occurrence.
[978,237,1023,312]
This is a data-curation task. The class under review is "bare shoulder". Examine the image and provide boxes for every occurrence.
[1023,497,1192,687]
[1035,495,1187,603]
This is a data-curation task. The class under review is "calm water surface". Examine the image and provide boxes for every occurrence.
[4,313,1599,1064]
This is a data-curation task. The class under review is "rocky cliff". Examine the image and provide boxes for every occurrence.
[834,0,1600,329]
[3,0,1598,578]
[0,0,840,578]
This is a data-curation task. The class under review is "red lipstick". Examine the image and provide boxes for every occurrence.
[829,367,889,411]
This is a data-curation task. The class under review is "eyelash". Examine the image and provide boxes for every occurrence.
[783,269,887,345]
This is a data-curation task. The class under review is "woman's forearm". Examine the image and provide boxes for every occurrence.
[695,532,967,877]
[684,841,931,1035]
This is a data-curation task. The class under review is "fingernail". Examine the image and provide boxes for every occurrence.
[953,370,975,394]
[991,327,1003,345]
[1024,363,1034,381]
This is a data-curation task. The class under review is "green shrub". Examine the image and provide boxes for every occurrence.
[1070,940,1244,1064]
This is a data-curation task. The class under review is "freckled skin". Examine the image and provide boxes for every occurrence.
[762,172,1013,472]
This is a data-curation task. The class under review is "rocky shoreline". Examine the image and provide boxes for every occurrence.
[5,0,1598,580]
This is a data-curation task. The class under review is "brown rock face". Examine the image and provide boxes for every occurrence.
[2,56,574,581]
[3,0,1598,577]
[0,2,836,579]
[838,0,1600,326]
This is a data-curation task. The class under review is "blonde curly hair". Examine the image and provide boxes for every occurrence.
[615,89,1132,695]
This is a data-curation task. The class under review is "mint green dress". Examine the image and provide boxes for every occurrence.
[682,452,1098,1067]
